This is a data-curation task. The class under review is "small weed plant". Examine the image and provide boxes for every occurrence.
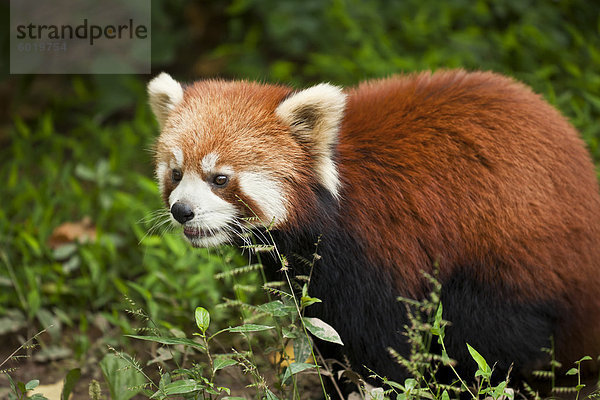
[101,222,345,400]
[0,327,81,400]
[98,228,600,400]
[372,271,513,400]
[4,228,599,399]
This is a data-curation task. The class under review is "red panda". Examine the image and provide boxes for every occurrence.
[147,70,600,389]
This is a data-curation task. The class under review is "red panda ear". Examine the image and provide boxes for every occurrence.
[276,83,347,198]
[147,72,184,129]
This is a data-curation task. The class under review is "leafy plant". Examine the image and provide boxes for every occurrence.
[99,353,147,400]
[100,221,350,400]
[374,272,514,400]
[1,329,80,400]
[4,377,46,400]
[565,356,593,400]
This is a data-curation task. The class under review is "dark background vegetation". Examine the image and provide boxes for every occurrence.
[0,0,599,395]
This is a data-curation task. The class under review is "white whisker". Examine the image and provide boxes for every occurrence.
[139,208,176,245]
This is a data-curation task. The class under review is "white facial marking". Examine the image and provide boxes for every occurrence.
[218,165,234,176]
[201,152,234,178]
[173,148,184,167]
[201,152,219,174]
[156,162,168,194]
[238,171,288,225]
[169,172,237,247]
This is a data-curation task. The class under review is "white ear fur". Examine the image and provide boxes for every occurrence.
[276,83,347,198]
[147,72,184,129]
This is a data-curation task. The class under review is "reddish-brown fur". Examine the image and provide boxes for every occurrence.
[336,71,600,362]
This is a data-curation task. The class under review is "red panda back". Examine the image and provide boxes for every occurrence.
[338,70,600,362]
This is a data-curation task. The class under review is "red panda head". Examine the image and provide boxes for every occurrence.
[148,73,346,247]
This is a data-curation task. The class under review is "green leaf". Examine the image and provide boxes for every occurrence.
[20,231,42,257]
[282,362,316,383]
[151,379,201,398]
[25,380,40,390]
[368,387,385,400]
[216,386,231,395]
[75,164,96,182]
[302,317,343,345]
[257,300,293,317]
[52,243,78,261]
[61,368,81,400]
[440,348,451,365]
[5,374,16,393]
[26,287,41,319]
[126,335,206,351]
[195,307,210,333]
[293,334,313,363]
[100,353,145,400]
[302,283,308,298]
[301,296,322,308]
[431,303,444,336]
[225,324,275,333]
[127,281,152,301]
[265,389,279,400]
[492,381,507,399]
[467,343,491,379]
[404,378,417,391]
[565,368,578,375]
[583,93,600,112]
[282,327,298,339]
[159,372,171,389]
[441,390,450,400]
[14,116,31,138]
[385,380,404,390]
[213,357,238,373]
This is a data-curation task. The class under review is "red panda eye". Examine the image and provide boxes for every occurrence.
[172,169,183,182]
[213,175,228,186]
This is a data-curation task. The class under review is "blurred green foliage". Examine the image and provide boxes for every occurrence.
[212,0,600,157]
[0,0,599,364]
[0,76,246,343]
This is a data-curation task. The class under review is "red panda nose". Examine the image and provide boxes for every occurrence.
[171,202,195,224]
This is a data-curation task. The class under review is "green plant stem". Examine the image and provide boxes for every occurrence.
[236,195,331,398]
[575,361,582,400]
[439,338,477,399]
[202,333,215,382]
